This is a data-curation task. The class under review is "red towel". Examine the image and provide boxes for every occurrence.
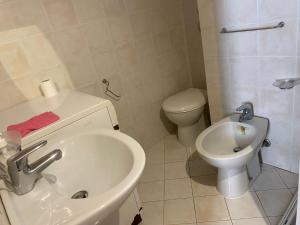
[7,112,60,137]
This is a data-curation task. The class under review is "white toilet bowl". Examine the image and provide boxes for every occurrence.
[195,114,269,198]
[162,88,206,146]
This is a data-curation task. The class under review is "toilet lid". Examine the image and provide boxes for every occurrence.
[162,88,206,113]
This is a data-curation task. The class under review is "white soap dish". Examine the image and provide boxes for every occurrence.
[273,78,300,90]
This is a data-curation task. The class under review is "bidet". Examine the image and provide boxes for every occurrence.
[196,114,269,198]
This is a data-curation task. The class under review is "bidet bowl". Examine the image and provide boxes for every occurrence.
[197,121,257,169]
[195,114,269,198]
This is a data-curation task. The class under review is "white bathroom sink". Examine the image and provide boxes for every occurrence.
[0,129,145,225]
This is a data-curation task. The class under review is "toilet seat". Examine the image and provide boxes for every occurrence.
[162,88,206,113]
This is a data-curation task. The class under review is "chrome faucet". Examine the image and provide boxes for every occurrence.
[236,102,254,122]
[5,140,62,195]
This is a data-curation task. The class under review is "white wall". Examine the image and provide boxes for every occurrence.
[198,0,300,172]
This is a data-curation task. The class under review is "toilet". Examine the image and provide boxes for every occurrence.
[162,88,206,146]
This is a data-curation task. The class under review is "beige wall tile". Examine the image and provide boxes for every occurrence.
[0,0,196,150]
[21,33,61,72]
[7,0,51,33]
[107,14,133,47]
[42,0,78,30]
[0,42,31,78]
[80,19,112,53]
[51,27,89,62]
[129,11,152,38]
[72,0,105,23]
[0,79,28,110]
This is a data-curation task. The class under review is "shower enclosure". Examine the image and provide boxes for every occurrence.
[196,0,300,224]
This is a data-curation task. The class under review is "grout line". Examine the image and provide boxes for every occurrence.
[254,190,271,224]
[273,169,290,189]
[224,196,233,223]
[163,136,166,225]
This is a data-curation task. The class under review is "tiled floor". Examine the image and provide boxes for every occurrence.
[138,135,299,225]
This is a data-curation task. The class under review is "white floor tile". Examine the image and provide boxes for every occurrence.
[191,174,219,196]
[232,218,270,225]
[225,192,265,219]
[138,181,164,202]
[165,162,189,179]
[165,178,192,200]
[186,145,200,161]
[164,135,187,163]
[194,196,230,222]
[256,189,292,217]
[145,141,164,164]
[164,198,196,224]
[142,201,164,225]
[140,164,164,182]
[261,164,276,171]
[197,221,232,225]
[252,169,286,191]
[189,159,217,177]
[268,216,281,225]
[289,188,298,195]
[141,134,297,225]
[275,168,299,188]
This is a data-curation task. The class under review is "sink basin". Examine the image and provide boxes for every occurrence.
[0,129,145,225]
[196,114,269,198]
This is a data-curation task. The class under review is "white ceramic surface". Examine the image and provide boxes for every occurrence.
[162,88,206,146]
[162,88,206,113]
[196,114,269,198]
[0,129,145,225]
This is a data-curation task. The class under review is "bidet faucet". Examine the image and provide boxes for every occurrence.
[6,140,62,195]
[236,102,254,122]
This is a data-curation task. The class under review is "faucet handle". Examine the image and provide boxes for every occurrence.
[7,140,47,171]
[236,102,253,112]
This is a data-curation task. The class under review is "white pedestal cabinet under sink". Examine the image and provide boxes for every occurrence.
[0,90,145,225]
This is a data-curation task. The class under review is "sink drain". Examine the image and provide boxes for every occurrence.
[71,190,88,199]
[233,147,242,153]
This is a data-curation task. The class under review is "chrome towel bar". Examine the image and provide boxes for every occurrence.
[220,21,285,33]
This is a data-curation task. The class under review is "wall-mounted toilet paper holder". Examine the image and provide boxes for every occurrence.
[102,79,121,100]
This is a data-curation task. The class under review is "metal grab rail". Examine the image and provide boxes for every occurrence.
[220,21,285,34]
